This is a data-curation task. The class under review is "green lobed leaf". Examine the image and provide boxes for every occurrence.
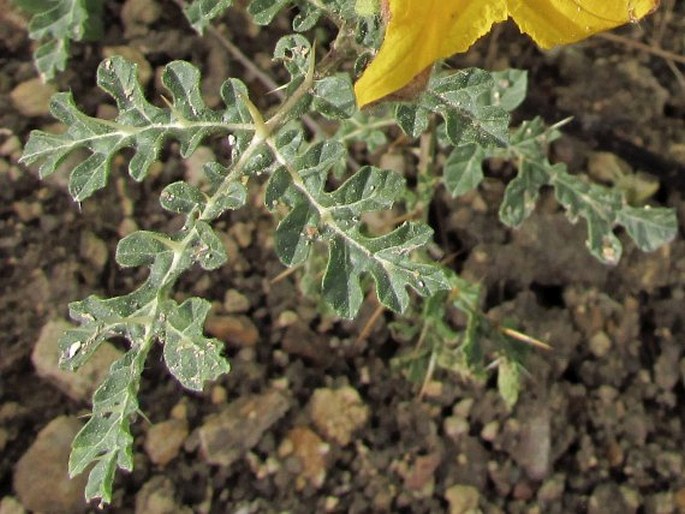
[69,348,149,505]
[59,286,155,371]
[202,173,248,220]
[116,231,177,268]
[20,57,254,201]
[266,139,450,317]
[273,34,313,82]
[489,69,528,112]
[193,221,228,270]
[248,0,291,25]
[420,69,510,147]
[292,2,322,31]
[499,160,550,228]
[162,298,231,391]
[322,222,450,317]
[160,182,207,215]
[496,116,675,264]
[183,0,233,34]
[312,75,357,120]
[248,0,352,29]
[549,169,624,264]
[27,0,104,79]
[616,205,677,253]
[443,143,485,197]
[395,104,430,138]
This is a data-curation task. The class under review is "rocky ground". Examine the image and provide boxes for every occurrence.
[1,1,685,513]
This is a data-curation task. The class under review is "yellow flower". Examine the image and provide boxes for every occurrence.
[354,0,659,108]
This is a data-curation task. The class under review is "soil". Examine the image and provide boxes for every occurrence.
[1,1,685,513]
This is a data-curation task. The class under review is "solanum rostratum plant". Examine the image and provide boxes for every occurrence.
[18,0,675,505]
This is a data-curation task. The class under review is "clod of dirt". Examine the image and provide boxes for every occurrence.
[308,386,369,446]
[9,78,56,117]
[121,0,162,38]
[277,426,330,490]
[281,322,336,367]
[32,319,123,402]
[462,213,609,290]
[205,314,259,348]
[444,484,480,514]
[644,492,675,514]
[134,476,191,514]
[588,483,637,514]
[223,289,251,313]
[13,416,87,513]
[589,331,612,359]
[79,231,109,275]
[11,201,42,223]
[144,419,189,467]
[537,474,566,505]
[198,388,291,467]
[653,341,681,391]
[507,401,552,481]
[402,452,442,497]
[0,496,25,514]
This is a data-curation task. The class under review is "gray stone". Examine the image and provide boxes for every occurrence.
[510,402,551,481]
[199,389,290,466]
[13,416,87,513]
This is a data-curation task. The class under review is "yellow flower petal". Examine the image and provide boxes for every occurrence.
[510,0,660,48]
[354,0,659,108]
[354,0,508,108]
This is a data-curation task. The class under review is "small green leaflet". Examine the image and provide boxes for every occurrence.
[497,357,522,410]
[617,205,677,253]
[419,69,511,148]
[162,298,231,391]
[183,0,233,33]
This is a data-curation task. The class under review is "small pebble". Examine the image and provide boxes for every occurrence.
[144,419,188,467]
[309,386,369,446]
[10,78,55,117]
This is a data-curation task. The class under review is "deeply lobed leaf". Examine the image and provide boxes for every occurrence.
[266,139,451,317]
[26,0,104,79]
[21,57,254,201]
